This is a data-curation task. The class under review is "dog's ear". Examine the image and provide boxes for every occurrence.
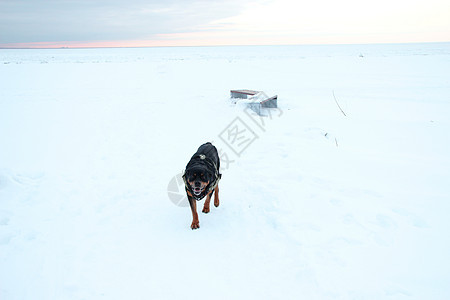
[185,169,194,181]
[205,171,214,182]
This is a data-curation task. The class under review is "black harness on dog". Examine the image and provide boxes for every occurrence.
[182,154,221,201]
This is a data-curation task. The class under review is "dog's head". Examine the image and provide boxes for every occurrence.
[185,167,212,196]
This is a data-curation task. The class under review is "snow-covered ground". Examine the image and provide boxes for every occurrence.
[1,43,449,299]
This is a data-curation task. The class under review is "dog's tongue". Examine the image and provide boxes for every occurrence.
[194,187,202,195]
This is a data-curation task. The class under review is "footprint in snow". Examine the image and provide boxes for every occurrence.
[0,174,9,190]
[0,210,12,226]
[0,234,13,246]
[11,172,45,186]
[392,208,428,228]
[375,214,398,229]
[385,285,412,297]
[329,198,342,206]
[0,217,9,226]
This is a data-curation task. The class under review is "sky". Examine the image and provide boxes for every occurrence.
[0,0,449,48]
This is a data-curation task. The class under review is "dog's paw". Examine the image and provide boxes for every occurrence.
[191,220,200,230]
[202,206,210,213]
[214,199,220,207]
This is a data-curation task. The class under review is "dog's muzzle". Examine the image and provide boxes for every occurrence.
[193,186,203,196]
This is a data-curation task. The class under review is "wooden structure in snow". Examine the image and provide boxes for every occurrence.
[230,90,278,115]
[230,90,260,98]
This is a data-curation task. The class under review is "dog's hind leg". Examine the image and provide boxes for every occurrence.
[188,195,200,229]
[202,191,213,213]
[214,186,220,207]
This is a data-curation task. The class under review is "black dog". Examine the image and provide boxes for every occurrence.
[183,142,221,229]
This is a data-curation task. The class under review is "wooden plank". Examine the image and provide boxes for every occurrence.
[230,90,278,112]
[230,89,260,98]
[261,95,277,108]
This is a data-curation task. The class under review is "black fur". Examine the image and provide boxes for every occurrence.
[184,142,221,229]
[184,142,220,200]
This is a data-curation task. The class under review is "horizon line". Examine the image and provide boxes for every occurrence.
[1,40,449,50]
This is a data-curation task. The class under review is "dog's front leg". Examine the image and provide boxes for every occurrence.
[214,185,220,207]
[202,191,212,213]
[187,195,200,229]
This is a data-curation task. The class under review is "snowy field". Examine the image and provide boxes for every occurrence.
[1,43,450,299]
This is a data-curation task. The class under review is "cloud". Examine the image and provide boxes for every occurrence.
[170,0,450,45]
[1,0,449,46]
[0,0,245,43]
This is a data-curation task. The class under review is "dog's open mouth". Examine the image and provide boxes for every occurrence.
[193,187,203,196]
